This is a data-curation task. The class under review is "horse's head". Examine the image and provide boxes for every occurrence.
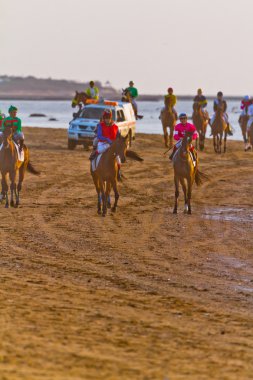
[181,131,194,154]
[71,91,89,108]
[3,126,13,147]
[121,88,131,103]
[112,133,129,163]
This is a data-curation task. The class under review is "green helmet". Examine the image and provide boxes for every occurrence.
[8,105,18,113]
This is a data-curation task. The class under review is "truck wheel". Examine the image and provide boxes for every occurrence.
[68,139,76,150]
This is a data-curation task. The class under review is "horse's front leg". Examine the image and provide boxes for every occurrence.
[17,164,25,206]
[111,179,119,213]
[169,126,174,148]
[180,178,188,213]
[100,180,107,217]
[187,178,193,215]
[173,175,179,214]
[1,175,9,208]
[213,135,217,153]
[106,181,111,209]
[162,123,168,148]
[224,131,227,153]
[10,170,18,207]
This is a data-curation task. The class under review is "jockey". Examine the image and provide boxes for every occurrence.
[169,113,198,164]
[193,88,208,119]
[90,109,122,180]
[240,95,251,116]
[210,91,233,135]
[126,81,138,114]
[85,81,99,100]
[0,105,24,152]
[164,87,178,119]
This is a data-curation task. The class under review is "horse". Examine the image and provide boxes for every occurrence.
[160,101,176,148]
[238,110,249,149]
[121,88,143,120]
[91,133,143,217]
[192,102,208,151]
[172,131,208,215]
[0,126,40,208]
[211,106,228,154]
[71,91,90,118]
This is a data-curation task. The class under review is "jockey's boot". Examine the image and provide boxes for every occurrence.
[89,150,97,161]
[174,111,178,120]
[190,148,197,167]
[169,146,177,161]
[227,123,233,136]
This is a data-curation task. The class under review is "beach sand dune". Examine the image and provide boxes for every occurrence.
[0,127,253,380]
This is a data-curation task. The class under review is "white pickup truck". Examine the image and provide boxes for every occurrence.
[67,100,136,149]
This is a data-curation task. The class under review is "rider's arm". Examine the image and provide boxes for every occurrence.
[17,118,22,132]
[173,125,182,141]
[223,101,227,112]
[213,101,217,112]
[97,123,112,144]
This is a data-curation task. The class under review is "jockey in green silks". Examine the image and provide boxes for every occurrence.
[0,105,25,151]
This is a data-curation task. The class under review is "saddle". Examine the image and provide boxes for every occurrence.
[0,141,24,162]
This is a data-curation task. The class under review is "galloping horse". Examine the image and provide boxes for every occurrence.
[211,106,228,154]
[192,102,208,151]
[238,110,249,149]
[0,126,39,208]
[91,133,143,217]
[121,88,143,120]
[173,131,207,214]
[160,100,176,148]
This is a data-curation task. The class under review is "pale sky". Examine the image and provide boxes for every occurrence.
[1,0,252,95]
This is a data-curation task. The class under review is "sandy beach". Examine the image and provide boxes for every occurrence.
[0,127,253,380]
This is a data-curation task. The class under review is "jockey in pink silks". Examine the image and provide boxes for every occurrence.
[169,113,198,164]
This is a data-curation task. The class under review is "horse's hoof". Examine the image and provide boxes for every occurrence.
[187,210,192,215]
[97,209,101,215]
[102,213,106,217]
[173,209,177,214]
[111,207,116,213]
[107,203,111,209]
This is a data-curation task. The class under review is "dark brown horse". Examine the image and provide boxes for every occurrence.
[0,127,39,208]
[160,101,176,148]
[173,131,207,214]
[211,106,228,153]
[121,88,143,120]
[192,102,208,151]
[91,133,143,217]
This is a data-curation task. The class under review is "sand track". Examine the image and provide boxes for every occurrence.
[0,128,253,380]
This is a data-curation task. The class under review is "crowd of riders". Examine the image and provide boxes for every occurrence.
[1,81,253,162]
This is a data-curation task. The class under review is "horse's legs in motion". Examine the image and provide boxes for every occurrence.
[9,170,18,207]
[106,182,111,209]
[187,178,193,215]
[219,133,222,154]
[169,126,174,148]
[17,164,25,206]
[1,174,9,208]
[173,175,179,214]
[99,179,107,217]
[180,178,188,214]
[224,131,227,153]
[213,135,217,153]
[162,123,169,148]
[111,180,119,213]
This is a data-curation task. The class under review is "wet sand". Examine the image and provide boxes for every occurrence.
[0,127,253,380]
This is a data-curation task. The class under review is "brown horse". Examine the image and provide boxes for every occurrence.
[0,127,39,208]
[192,102,208,151]
[238,111,249,148]
[160,101,176,148]
[173,131,207,214]
[71,91,90,118]
[91,133,143,217]
[121,88,143,120]
[211,106,228,153]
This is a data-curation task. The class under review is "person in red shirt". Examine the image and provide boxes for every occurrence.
[169,113,198,165]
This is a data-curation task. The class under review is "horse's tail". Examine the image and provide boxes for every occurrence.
[27,161,40,175]
[126,150,144,161]
[195,168,209,186]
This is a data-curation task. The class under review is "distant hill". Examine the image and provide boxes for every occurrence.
[0,76,120,100]
[0,76,243,101]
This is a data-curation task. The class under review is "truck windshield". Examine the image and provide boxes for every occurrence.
[81,107,115,120]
